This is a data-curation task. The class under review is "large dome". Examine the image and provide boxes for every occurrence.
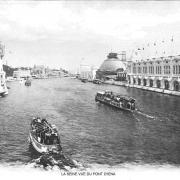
[99,53,126,72]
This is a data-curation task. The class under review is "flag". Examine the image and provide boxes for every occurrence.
[171,36,173,42]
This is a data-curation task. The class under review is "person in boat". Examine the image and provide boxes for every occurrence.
[50,132,58,144]
[32,117,41,125]
[42,118,48,124]
[37,136,41,143]
[45,131,51,145]
[37,117,41,123]
[39,131,44,144]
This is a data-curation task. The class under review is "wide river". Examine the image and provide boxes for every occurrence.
[1,77,180,170]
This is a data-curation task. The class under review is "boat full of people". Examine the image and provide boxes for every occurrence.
[95,90,136,112]
[29,117,62,154]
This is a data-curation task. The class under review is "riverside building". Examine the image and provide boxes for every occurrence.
[127,39,180,96]
[13,69,31,79]
[79,64,97,81]
[96,52,127,81]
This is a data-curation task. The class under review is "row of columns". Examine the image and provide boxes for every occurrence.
[128,76,180,91]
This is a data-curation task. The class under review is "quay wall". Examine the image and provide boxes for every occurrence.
[103,80,180,96]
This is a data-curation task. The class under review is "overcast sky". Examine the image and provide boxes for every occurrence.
[1,1,180,72]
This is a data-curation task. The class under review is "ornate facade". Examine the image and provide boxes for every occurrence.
[127,56,180,95]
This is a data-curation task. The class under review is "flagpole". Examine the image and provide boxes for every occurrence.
[171,36,174,56]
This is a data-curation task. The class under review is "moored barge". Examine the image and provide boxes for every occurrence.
[95,90,136,112]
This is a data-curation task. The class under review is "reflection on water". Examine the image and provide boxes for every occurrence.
[0,78,180,170]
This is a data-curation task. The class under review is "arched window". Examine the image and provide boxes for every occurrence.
[143,79,147,86]
[174,81,179,91]
[138,78,141,85]
[156,80,161,88]
[164,80,169,90]
[149,79,153,87]
[133,78,136,84]
[128,76,131,84]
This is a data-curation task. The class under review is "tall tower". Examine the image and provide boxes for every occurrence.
[0,42,8,96]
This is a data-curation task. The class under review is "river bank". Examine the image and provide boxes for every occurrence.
[103,80,180,96]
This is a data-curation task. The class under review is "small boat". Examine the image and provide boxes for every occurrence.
[29,117,62,154]
[93,79,103,84]
[25,79,31,86]
[95,90,136,112]
[81,78,88,83]
[0,83,8,97]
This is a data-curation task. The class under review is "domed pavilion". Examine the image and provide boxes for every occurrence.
[96,52,127,81]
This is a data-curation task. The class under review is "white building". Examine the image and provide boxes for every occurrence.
[126,38,180,96]
[127,55,180,96]
[80,64,97,81]
[13,69,31,79]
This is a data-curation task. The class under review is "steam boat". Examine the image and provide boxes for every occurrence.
[29,117,62,154]
[95,91,136,112]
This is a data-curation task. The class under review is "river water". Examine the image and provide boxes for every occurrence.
[0,78,180,170]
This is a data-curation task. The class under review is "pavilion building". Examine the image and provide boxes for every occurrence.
[127,56,180,95]
[96,52,127,81]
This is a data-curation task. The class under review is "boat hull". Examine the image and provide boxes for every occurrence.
[29,132,61,154]
[0,90,8,97]
[95,97,133,112]
[81,79,88,83]
[0,84,8,97]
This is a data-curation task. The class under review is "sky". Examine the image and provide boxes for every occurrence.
[1,1,180,72]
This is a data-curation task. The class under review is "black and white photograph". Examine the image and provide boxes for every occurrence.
[0,0,180,179]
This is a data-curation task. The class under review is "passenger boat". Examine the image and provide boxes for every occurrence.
[93,79,103,84]
[29,117,62,154]
[95,90,136,112]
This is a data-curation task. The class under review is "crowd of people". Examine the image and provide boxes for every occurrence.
[31,117,60,145]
